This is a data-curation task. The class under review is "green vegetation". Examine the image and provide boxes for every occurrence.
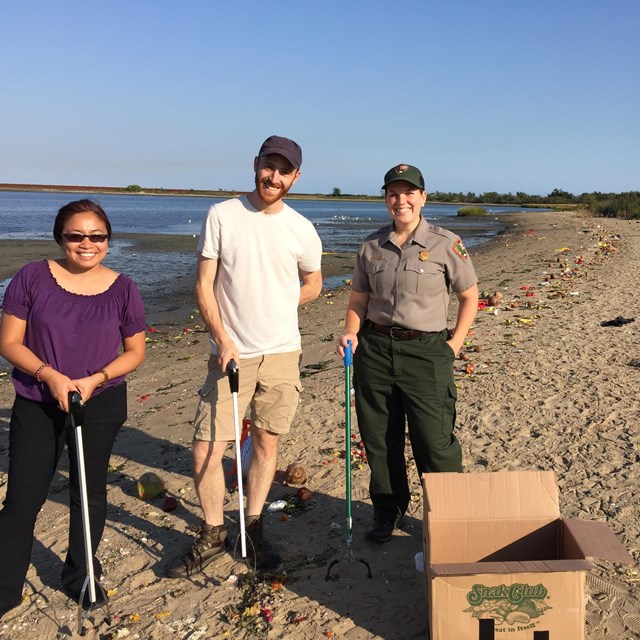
[457,206,487,217]
[125,184,142,192]
[588,192,640,219]
[430,188,640,219]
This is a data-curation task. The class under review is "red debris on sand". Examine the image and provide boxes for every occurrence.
[162,496,178,512]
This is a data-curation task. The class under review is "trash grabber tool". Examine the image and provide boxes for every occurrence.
[227,360,247,560]
[326,341,372,580]
[68,391,111,634]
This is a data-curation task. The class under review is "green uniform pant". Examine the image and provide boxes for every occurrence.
[353,323,462,522]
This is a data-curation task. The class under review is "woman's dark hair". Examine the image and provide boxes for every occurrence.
[53,199,112,244]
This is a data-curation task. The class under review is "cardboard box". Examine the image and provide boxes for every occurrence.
[422,471,632,640]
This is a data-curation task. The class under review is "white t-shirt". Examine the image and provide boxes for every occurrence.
[197,196,322,358]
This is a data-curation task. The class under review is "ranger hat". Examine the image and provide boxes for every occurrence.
[258,135,302,169]
[382,164,425,190]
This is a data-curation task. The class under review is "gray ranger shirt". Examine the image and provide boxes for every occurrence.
[351,216,478,332]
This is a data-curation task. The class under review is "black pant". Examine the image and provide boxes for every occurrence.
[0,384,127,610]
[354,324,462,522]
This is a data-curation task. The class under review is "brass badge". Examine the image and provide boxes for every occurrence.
[419,250,430,261]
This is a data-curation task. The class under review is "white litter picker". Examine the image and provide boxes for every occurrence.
[68,391,111,635]
[227,360,249,564]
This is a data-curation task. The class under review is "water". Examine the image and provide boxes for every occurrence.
[0,189,536,301]
[0,190,532,246]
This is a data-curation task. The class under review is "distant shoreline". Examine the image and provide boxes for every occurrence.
[0,183,554,208]
[0,183,383,203]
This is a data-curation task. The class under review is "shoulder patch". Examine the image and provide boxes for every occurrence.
[452,238,469,260]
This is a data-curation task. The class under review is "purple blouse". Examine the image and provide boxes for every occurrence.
[1,260,147,402]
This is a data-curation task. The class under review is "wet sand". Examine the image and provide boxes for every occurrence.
[0,235,356,327]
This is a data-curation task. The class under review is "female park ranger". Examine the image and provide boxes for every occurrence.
[337,164,478,543]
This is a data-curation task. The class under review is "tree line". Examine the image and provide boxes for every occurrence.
[430,189,639,219]
[328,186,640,219]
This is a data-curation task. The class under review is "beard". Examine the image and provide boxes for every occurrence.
[254,175,292,206]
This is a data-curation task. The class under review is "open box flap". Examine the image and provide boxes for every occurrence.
[423,471,563,564]
[423,470,560,522]
[563,518,633,564]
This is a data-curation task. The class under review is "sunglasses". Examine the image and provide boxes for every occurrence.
[62,233,109,244]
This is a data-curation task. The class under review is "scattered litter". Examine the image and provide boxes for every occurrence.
[601,316,635,327]
[284,462,307,485]
[267,500,287,512]
[221,572,284,636]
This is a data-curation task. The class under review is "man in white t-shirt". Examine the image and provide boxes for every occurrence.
[167,136,323,577]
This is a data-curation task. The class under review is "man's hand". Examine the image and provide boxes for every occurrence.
[216,335,239,373]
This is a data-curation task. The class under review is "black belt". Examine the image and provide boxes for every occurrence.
[371,323,440,340]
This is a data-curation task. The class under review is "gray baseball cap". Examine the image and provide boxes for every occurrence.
[258,135,302,169]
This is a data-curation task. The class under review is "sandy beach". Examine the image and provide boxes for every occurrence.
[0,210,638,639]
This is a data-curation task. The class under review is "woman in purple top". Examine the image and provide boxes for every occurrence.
[0,199,146,618]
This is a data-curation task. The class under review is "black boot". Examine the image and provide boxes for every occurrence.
[62,580,109,610]
[245,515,281,571]
[365,515,404,543]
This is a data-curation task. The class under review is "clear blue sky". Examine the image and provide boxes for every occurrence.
[1,0,638,196]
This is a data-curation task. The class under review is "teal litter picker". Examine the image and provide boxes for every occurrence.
[326,341,372,580]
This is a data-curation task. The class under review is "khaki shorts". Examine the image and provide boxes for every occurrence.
[193,350,302,441]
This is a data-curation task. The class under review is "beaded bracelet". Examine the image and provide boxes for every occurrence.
[96,369,109,387]
[35,363,51,382]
